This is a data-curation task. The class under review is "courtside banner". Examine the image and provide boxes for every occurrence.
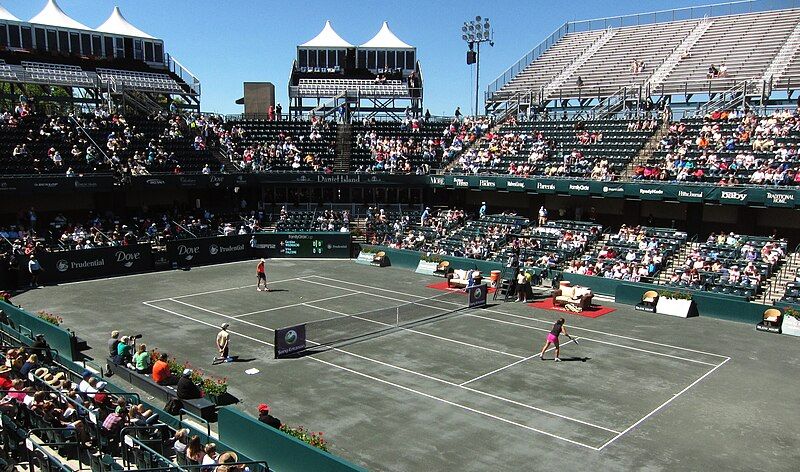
[36,244,152,283]
[274,324,307,358]
[166,235,251,267]
[468,284,488,308]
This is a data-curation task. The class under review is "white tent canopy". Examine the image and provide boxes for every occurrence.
[0,4,20,22]
[360,22,413,49]
[30,0,90,30]
[300,20,353,48]
[96,6,155,39]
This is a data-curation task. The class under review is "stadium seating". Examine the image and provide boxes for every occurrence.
[455,119,655,178]
[351,120,450,172]
[642,112,800,184]
[497,220,602,268]
[224,119,336,172]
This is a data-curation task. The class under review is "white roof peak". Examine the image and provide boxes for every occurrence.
[360,21,413,49]
[300,20,353,48]
[0,4,20,22]
[96,6,155,39]
[30,0,90,30]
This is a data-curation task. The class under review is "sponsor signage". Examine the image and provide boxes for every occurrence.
[468,284,488,308]
[274,324,307,358]
[637,185,667,201]
[36,244,152,283]
[676,188,706,203]
[764,189,796,208]
[428,175,445,187]
[534,180,557,194]
[590,182,626,198]
[166,235,251,267]
[717,189,750,206]
[505,178,526,192]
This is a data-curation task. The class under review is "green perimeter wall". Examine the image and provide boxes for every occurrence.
[0,300,74,360]
[363,245,506,275]
[558,273,769,324]
[355,252,772,325]
[218,407,366,472]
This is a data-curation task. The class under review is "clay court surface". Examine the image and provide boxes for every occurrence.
[13,259,800,471]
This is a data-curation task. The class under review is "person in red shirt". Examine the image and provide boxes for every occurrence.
[256,258,270,292]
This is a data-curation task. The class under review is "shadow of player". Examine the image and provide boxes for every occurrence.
[558,356,591,362]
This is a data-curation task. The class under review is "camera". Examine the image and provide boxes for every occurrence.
[131,334,143,340]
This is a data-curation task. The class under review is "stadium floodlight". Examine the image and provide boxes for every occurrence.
[460,16,493,117]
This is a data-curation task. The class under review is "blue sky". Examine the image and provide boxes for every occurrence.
[5,0,735,114]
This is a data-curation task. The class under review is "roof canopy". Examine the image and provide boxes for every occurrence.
[96,6,155,39]
[0,4,20,22]
[300,20,353,48]
[360,22,413,49]
[30,0,90,30]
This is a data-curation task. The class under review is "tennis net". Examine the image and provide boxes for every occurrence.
[301,289,469,350]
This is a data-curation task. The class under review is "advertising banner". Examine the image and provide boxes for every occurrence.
[36,244,152,283]
[468,284,488,308]
[166,235,251,267]
[274,324,307,358]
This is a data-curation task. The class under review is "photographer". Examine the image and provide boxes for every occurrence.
[113,334,141,365]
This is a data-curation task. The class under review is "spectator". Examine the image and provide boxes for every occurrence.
[101,405,127,438]
[152,352,176,385]
[257,403,282,429]
[28,254,41,287]
[131,343,151,374]
[19,354,38,377]
[171,428,190,455]
[107,331,120,357]
[177,369,202,400]
[201,443,219,472]
[186,435,205,463]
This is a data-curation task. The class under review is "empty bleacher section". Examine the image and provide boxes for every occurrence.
[97,68,182,93]
[486,3,800,114]
[454,119,655,178]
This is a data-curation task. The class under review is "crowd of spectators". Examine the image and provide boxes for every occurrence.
[638,108,800,185]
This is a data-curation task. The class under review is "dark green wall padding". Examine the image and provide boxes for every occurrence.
[0,300,74,359]
[217,407,367,472]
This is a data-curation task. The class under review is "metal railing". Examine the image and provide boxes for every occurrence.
[165,53,201,96]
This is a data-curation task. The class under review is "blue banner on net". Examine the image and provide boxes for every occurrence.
[468,284,488,308]
[274,324,307,359]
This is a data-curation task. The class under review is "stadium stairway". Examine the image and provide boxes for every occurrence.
[655,241,699,284]
[335,123,353,172]
[761,250,800,304]
[623,119,670,179]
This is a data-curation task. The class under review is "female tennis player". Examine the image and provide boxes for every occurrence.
[256,258,270,292]
[540,317,568,362]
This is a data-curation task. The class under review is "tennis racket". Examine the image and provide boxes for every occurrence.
[566,334,579,345]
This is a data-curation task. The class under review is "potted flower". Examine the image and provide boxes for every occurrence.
[781,307,800,337]
[279,425,329,452]
[655,290,696,318]
[37,310,63,326]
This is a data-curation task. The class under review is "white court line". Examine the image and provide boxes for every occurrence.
[459,339,576,387]
[155,297,620,435]
[304,278,716,366]
[305,303,526,360]
[234,293,358,318]
[141,300,604,449]
[143,277,301,303]
[310,275,730,359]
[596,356,731,451]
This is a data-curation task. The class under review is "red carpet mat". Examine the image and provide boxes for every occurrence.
[528,298,615,318]
[426,280,496,294]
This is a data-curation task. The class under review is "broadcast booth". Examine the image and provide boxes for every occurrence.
[0,0,200,113]
[289,20,423,120]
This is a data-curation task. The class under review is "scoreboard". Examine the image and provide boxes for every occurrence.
[254,232,351,258]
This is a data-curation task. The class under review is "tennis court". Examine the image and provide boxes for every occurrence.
[13,259,800,471]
